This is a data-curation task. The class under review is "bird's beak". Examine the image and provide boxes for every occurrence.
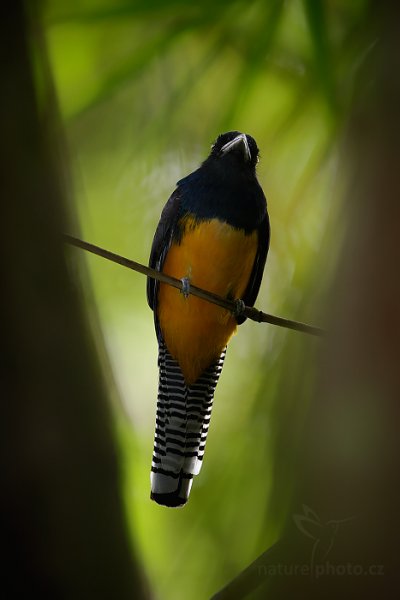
[220,133,251,162]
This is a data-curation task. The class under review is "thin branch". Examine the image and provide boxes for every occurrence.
[63,234,325,337]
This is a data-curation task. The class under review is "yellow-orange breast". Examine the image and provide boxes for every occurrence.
[158,215,258,384]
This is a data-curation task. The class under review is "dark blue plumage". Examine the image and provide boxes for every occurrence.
[147,132,270,506]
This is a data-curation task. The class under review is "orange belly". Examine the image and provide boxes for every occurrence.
[158,216,258,384]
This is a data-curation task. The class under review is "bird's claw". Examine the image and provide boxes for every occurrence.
[233,298,246,317]
[180,277,191,298]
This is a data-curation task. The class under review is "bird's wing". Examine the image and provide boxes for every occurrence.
[236,212,270,324]
[147,189,182,330]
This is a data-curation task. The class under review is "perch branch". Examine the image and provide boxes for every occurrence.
[63,234,324,337]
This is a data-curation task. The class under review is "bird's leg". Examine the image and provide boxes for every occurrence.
[233,298,246,317]
[180,277,191,299]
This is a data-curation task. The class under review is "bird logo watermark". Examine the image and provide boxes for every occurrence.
[257,506,384,579]
[293,504,356,576]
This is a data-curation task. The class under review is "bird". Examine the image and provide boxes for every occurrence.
[147,131,270,507]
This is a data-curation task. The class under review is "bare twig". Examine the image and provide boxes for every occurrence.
[63,234,324,337]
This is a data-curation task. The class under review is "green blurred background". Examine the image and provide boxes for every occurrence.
[40,1,369,598]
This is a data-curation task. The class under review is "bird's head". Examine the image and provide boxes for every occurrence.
[209,131,259,170]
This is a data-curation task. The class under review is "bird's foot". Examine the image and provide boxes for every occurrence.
[233,298,246,317]
[180,277,191,299]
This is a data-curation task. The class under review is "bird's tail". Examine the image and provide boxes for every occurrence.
[150,341,225,507]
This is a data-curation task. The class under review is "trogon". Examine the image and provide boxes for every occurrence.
[147,131,270,507]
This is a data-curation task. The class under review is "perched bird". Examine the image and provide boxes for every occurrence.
[147,131,270,507]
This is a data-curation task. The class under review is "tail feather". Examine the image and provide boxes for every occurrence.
[151,341,225,507]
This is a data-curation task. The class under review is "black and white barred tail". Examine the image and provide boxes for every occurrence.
[151,341,225,507]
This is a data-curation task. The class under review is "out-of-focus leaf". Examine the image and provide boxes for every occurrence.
[303,0,337,117]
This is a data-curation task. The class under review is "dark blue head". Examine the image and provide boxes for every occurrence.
[177,131,265,231]
[208,131,260,171]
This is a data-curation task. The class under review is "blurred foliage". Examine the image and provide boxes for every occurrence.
[40,0,372,598]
